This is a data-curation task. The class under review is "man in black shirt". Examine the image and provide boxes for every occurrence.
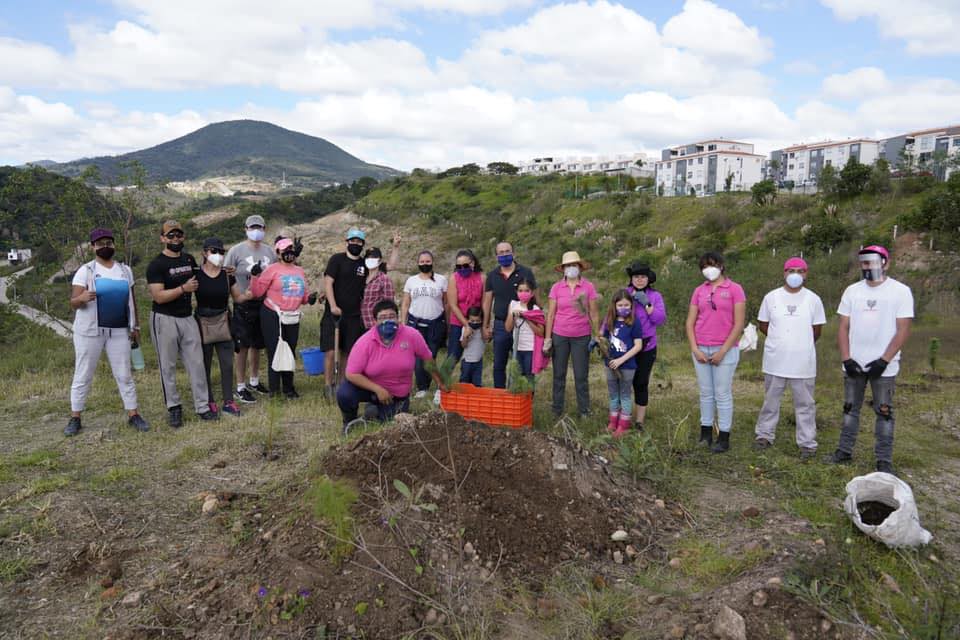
[320,227,368,398]
[146,220,218,427]
[482,241,537,388]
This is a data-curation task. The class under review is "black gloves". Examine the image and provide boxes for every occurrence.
[843,359,864,377]
[865,358,889,379]
[293,236,304,257]
[632,290,650,307]
[307,292,318,305]
[250,261,263,277]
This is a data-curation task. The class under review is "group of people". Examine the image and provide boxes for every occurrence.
[64,219,913,474]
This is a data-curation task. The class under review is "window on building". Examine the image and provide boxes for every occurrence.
[799,162,804,168]
[697,157,703,164]
[953,138,960,147]
[825,160,832,166]
[788,164,794,170]
[708,144,717,151]
[666,163,671,168]
[687,172,693,179]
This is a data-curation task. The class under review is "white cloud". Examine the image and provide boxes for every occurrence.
[821,67,891,100]
[821,0,960,55]
[662,0,773,64]
[783,60,819,75]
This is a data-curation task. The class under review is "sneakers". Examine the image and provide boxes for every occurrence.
[248,381,270,394]
[433,389,441,405]
[284,389,300,400]
[234,388,257,404]
[222,400,241,416]
[799,447,817,461]
[64,416,82,437]
[209,401,219,414]
[825,450,853,465]
[710,431,730,453]
[612,415,632,438]
[127,414,150,432]
[607,413,619,433]
[876,460,896,475]
[168,405,183,428]
[753,438,773,451]
[414,390,428,399]
[198,409,219,421]
[634,422,645,433]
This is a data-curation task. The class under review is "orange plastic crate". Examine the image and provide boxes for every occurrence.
[439,383,533,429]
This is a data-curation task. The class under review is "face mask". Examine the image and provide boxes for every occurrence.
[616,306,632,318]
[207,253,224,267]
[785,273,804,288]
[166,242,183,253]
[418,264,433,274]
[497,254,514,268]
[365,258,381,270]
[564,266,580,279]
[468,321,482,330]
[347,244,363,257]
[281,252,296,263]
[457,266,473,276]
[517,291,533,303]
[860,255,884,281]
[377,320,398,342]
[246,229,265,242]
[95,247,115,260]
[702,266,721,282]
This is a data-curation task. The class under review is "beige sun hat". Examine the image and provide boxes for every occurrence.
[554,250,590,273]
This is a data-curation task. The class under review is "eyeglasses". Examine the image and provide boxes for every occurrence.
[708,292,717,311]
[207,248,224,255]
[164,231,184,239]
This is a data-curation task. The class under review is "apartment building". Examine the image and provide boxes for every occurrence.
[516,152,653,177]
[880,125,960,180]
[653,139,765,197]
[769,139,880,185]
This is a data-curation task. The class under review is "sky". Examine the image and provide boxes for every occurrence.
[1,0,958,170]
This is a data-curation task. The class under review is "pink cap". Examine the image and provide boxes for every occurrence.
[858,245,889,262]
[275,238,294,252]
[783,257,807,271]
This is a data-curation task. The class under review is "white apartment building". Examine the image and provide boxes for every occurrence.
[880,125,960,180]
[769,139,880,185]
[516,152,653,177]
[653,140,765,197]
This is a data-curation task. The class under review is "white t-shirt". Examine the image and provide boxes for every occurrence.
[508,300,540,351]
[757,287,826,379]
[71,261,135,337]
[837,277,914,377]
[404,274,448,320]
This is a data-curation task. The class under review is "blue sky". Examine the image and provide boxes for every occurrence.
[1,0,958,169]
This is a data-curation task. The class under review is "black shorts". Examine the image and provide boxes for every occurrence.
[232,301,266,350]
[320,313,365,353]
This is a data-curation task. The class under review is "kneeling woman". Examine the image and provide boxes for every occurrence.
[338,299,447,431]
[249,238,316,398]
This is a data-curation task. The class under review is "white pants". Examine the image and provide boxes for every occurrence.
[754,374,817,450]
[71,330,138,412]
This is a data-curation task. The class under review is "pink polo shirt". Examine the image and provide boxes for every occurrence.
[690,278,746,346]
[549,278,598,338]
[346,324,432,398]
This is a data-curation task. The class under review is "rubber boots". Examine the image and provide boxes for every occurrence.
[698,425,713,447]
[711,430,730,454]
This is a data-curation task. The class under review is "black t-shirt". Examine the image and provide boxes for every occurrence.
[195,270,236,313]
[146,252,198,317]
[324,252,367,317]
[484,263,537,321]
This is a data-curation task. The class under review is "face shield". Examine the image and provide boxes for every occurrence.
[859,252,885,281]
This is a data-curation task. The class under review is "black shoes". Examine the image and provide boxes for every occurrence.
[876,460,896,475]
[799,447,817,461]
[249,382,270,394]
[168,405,183,428]
[284,389,300,400]
[234,388,256,404]
[698,425,713,447]
[753,438,772,451]
[128,414,150,432]
[711,430,730,453]
[825,449,853,465]
[198,409,219,421]
[64,417,82,437]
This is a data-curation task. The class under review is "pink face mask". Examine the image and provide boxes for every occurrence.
[517,291,532,303]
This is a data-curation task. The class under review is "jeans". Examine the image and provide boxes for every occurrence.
[492,319,513,389]
[632,347,657,406]
[202,340,235,404]
[692,345,740,432]
[460,360,483,386]
[336,379,410,426]
[838,374,896,464]
[754,375,817,450]
[605,367,636,415]
[516,350,534,387]
[552,334,591,416]
[447,324,464,362]
[407,315,444,392]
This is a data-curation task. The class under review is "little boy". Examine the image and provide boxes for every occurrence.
[460,306,485,386]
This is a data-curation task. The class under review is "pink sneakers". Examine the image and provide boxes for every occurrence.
[612,413,632,438]
[607,413,619,432]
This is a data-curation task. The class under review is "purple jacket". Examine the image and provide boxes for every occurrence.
[628,286,666,351]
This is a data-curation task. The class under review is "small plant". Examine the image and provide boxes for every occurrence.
[506,359,533,394]
[305,477,358,563]
[929,337,941,373]
[281,589,310,621]
[424,354,457,391]
[392,479,438,513]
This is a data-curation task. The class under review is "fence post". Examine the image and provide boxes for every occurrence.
[893,224,898,241]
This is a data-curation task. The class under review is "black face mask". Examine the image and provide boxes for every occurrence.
[282,252,296,263]
[166,242,184,253]
[346,244,363,257]
[95,247,115,260]
[468,321,482,330]
[418,264,433,274]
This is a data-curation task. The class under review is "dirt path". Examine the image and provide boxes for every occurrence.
[0,267,72,338]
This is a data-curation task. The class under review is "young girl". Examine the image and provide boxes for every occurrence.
[505,279,545,386]
[602,290,645,437]
[459,306,485,386]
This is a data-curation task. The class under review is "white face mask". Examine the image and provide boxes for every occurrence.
[785,273,804,289]
[702,266,722,282]
[246,228,265,242]
[207,253,224,267]
[564,265,580,279]
[365,258,380,270]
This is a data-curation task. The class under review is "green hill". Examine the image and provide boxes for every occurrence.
[43,120,402,188]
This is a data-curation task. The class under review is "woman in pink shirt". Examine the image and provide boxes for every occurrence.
[250,238,317,398]
[445,249,484,363]
[543,251,601,417]
[685,252,746,453]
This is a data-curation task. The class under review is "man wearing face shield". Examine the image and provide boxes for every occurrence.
[827,245,914,475]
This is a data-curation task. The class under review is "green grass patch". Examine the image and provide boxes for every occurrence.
[164,444,213,469]
[0,555,34,583]
[88,466,143,495]
[305,476,358,563]
[671,536,770,587]
[12,449,62,470]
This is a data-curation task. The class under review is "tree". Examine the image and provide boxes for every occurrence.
[723,171,734,192]
[350,176,378,198]
[751,179,777,206]
[818,164,838,199]
[929,149,950,181]
[896,147,915,176]
[838,157,872,198]
[866,158,892,194]
[768,159,781,181]
[486,162,518,175]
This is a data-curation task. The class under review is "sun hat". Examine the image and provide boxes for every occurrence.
[554,250,590,273]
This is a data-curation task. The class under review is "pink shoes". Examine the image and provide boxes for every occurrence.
[612,413,632,438]
[607,412,619,432]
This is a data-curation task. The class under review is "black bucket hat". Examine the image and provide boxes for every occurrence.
[626,261,656,285]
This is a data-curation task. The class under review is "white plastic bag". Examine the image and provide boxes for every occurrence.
[272,338,296,372]
[843,472,932,548]
[738,322,758,352]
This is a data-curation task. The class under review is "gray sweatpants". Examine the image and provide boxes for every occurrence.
[754,374,817,450]
[70,330,138,412]
[838,374,896,464]
[150,312,210,414]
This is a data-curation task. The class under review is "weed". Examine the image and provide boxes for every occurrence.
[88,466,143,495]
[671,536,770,586]
[0,555,34,583]
[305,476,358,563]
[164,445,212,469]
[13,449,62,469]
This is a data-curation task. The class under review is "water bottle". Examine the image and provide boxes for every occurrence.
[130,339,145,371]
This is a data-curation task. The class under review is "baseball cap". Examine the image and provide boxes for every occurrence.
[245,214,265,228]
[275,238,294,252]
[161,220,183,234]
[783,257,808,271]
[346,227,366,241]
[90,228,114,243]
[203,237,224,250]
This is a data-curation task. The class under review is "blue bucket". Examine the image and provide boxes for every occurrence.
[300,347,325,375]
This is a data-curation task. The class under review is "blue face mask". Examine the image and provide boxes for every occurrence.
[497,254,514,267]
[457,266,473,276]
[377,320,398,342]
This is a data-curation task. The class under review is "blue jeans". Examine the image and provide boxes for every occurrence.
[408,315,444,392]
[336,380,409,427]
[838,374,896,463]
[516,350,534,386]
[447,324,464,362]
[605,367,636,414]
[692,345,740,432]
[492,319,513,389]
[460,360,483,386]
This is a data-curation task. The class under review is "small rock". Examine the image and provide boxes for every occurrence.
[592,574,607,590]
[766,576,782,588]
[99,576,114,588]
[231,520,244,535]
[752,590,768,607]
[712,605,747,640]
[694,623,708,634]
[625,545,638,559]
[630,527,645,538]
[655,499,666,509]
[647,594,665,605]
[202,497,219,515]
[100,586,121,601]
[820,618,833,633]
[669,624,685,639]
[98,558,123,580]
[882,573,902,594]
[814,538,825,546]
[210,460,227,469]
[122,591,143,607]
[613,551,624,564]
[785,633,796,640]
[668,557,682,569]
[424,608,439,625]
[463,542,476,559]
[611,529,629,542]
[261,529,274,542]
[741,506,761,518]
[928,553,940,564]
